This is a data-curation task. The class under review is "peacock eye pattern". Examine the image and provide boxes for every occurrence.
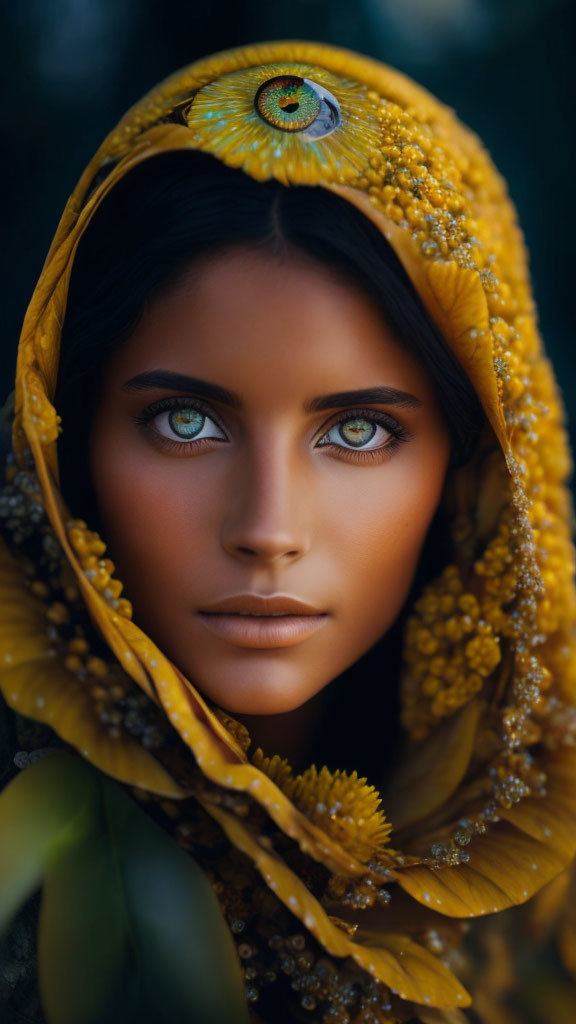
[255,76,341,139]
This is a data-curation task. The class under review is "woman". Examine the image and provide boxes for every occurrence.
[1,40,576,1024]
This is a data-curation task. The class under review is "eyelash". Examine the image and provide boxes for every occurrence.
[131,397,413,463]
[318,408,412,462]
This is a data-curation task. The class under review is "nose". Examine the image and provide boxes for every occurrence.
[220,443,310,565]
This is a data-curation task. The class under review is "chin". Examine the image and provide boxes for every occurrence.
[190,666,321,716]
[207,687,313,716]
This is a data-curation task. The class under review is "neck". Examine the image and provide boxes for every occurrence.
[236,686,330,772]
[235,637,402,785]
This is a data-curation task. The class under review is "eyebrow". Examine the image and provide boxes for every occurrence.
[122,370,422,412]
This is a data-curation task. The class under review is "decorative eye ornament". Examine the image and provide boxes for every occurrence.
[254,75,341,140]
[180,63,374,184]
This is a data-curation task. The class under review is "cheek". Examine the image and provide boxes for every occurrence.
[89,428,216,589]
[330,450,448,638]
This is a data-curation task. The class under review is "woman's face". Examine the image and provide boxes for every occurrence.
[89,247,451,714]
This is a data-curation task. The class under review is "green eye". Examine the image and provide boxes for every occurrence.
[255,75,341,139]
[338,418,377,447]
[169,408,205,438]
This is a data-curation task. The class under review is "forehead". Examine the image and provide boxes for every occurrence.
[101,248,439,405]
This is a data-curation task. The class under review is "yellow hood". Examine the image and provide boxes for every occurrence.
[2,39,576,1016]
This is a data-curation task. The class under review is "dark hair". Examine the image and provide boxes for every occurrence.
[55,149,486,779]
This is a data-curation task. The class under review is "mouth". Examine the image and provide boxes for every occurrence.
[197,612,329,649]
[197,594,329,649]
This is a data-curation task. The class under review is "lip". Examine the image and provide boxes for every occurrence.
[200,593,325,616]
[197,593,329,649]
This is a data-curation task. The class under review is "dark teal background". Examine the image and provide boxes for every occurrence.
[3,0,575,462]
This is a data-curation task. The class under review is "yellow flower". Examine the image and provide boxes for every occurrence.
[251,751,392,866]
[252,748,295,791]
[288,766,392,866]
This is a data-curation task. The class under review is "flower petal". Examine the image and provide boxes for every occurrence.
[396,822,568,917]
[499,749,576,862]
[0,536,187,798]
[386,701,480,833]
[201,797,470,1010]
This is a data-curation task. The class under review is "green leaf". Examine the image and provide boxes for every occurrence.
[0,752,249,1023]
[38,761,249,1024]
[0,750,96,934]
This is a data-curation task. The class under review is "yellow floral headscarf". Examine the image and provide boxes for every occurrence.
[2,39,576,1023]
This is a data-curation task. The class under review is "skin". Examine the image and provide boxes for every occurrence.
[89,246,452,744]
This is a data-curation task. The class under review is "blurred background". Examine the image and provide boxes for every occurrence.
[2,0,575,459]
